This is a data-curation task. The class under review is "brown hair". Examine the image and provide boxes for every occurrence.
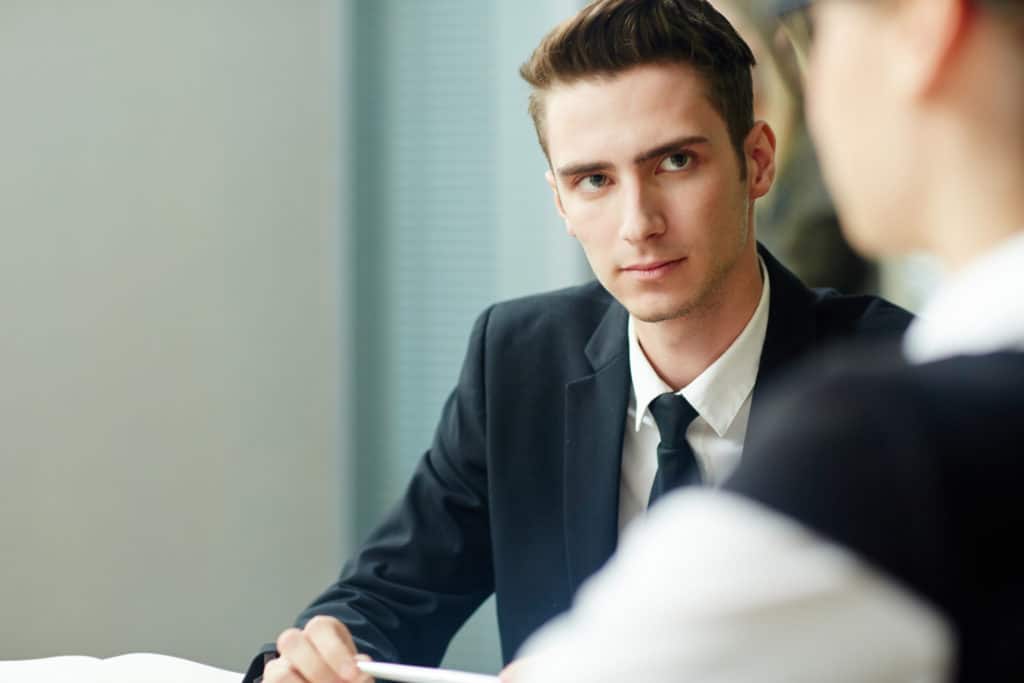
[520,0,757,175]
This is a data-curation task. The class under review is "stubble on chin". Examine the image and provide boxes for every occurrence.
[628,255,739,325]
[632,300,697,324]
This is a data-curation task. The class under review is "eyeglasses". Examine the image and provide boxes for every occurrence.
[757,0,1024,97]
[751,0,817,98]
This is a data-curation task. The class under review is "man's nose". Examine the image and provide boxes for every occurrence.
[618,181,666,243]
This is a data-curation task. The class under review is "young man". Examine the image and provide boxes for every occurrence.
[515,0,1024,680]
[251,2,910,682]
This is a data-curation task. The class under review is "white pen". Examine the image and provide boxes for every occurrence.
[355,660,499,683]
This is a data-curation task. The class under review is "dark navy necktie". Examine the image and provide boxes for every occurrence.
[647,392,701,508]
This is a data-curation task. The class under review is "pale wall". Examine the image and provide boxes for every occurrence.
[0,1,349,670]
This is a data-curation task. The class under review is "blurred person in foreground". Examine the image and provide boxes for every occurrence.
[514,0,1024,680]
[252,1,913,682]
[714,0,877,293]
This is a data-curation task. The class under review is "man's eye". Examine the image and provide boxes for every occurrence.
[659,153,692,172]
[579,174,609,192]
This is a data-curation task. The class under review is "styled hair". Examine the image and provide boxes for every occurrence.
[520,0,757,173]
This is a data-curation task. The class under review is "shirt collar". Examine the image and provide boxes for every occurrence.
[904,231,1024,364]
[628,258,771,436]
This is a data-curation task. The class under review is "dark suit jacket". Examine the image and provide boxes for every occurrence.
[726,348,1024,681]
[244,246,911,681]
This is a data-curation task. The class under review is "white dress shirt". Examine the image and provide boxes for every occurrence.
[618,261,770,530]
[515,233,1024,683]
[903,231,1024,363]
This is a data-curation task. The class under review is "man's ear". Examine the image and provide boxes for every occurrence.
[545,169,574,235]
[745,121,777,201]
[892,0,971,98]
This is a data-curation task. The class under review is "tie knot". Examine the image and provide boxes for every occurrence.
[648,392,698,449]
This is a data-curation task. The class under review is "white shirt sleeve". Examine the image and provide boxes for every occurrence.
[516,490,954,683]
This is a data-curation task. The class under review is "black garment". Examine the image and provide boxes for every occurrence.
[726,347,1024,681]
[647,393,700,506]
[243,245,912,682]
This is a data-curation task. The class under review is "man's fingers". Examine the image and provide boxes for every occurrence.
[263,656,304,683]
[304,616,361,680]
[305,615,360,658]
[277,627,343,683]
[498,656,528,683]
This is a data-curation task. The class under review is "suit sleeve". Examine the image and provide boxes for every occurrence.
[244,306,496,681]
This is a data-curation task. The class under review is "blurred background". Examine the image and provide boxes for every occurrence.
[0,0,938,676]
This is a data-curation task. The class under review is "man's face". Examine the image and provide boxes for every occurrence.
[543,63,770,324]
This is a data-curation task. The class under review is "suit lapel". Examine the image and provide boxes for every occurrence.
[563,301,630,593]
[748,245,819,441]
[560,248,819,591]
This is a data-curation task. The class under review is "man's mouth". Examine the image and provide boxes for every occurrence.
[620,258,686,279]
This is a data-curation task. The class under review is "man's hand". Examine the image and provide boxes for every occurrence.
[498,657,531,683]
[264,615,374,683]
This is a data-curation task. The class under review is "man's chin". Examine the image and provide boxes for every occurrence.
[628,300,696,324]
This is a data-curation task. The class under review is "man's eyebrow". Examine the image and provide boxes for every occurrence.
[555,160,613,179]
[633,135,710,164]
[555,135,711,179]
